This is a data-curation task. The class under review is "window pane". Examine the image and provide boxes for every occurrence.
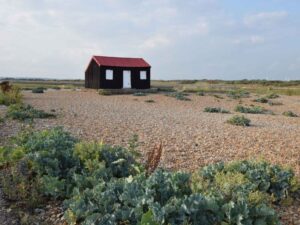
[140,71,147,80]
[106,70,113,80]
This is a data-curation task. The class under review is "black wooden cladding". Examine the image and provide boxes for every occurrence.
[85,59,151,89]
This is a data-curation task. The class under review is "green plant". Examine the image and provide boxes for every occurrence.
[204,107,230,113]
[212,94,224,99]
[268,101,283,106]
[6,104,55,121]
[266,93,279,99]
[253,97,269,103]
[197,91,205,96]
[0,86,22,106]
[32,87,45,93]
[227,115,251,126]
[98,89,112,95]
[0,116,3,123]
[133,92,147,96]
[227,90,250,99]
[145,99,155,103]
[234,105,267,114]
[166,92,191,101]
[282,111,298,117]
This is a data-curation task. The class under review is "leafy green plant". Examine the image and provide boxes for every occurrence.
[282,111,298,117]
[133,92,147,96]
[227,115,251,126]
[32,87,45,93]
[204,107,229,113]
[253,97,269,103]
[234,105,267,114]
[266,93,279,99]
[166,92,191,101]
[227,90,250,99]
[6,104,55,121]
[0,86,22,106]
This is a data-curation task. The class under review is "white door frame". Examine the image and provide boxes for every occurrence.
[123,70,131,88]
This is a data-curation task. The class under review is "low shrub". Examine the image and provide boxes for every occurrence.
[166,92,191,101]
[268,101,283,106]
[204,107,230,113]
[266,93,279,99]
[227,90,250,99]
[6,104,56,121]
[212,94,224,99]
[197,91,205,96]
[0,86,22,106]
[0,116,3,123]
[133,92,147,96]
[282,111,298,117]
[98,89,112,95]
[145,99,155,103]
[227,115,251,126]
[32,87,45,93]
[254,97,269,103]
[235,105,267,114]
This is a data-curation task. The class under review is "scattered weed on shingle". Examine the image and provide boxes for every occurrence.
[227,115,251,126]
[204,107,230,113]
[282,111,298,117]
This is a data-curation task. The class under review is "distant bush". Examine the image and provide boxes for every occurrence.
[227,90,250,99]
[227,115,251,126]
[235,105,267,114]
[204,107,229,113]
[32,87,45,93]
[179,80,198,84]
[0,116,3,123]
[166,92,191,101]
[6,104,56,121]
[266,93,280,99]
[98,89,112,95]
[212,94,224,99]
[158,87,176,92]
[197,91,205,96]
[52,86,61,90]
[0,86,22,106]
[145,99,155,103]
[253,97,269,103]
[133,92,147,96]
[282,111,298,117]
[268,101,283,106]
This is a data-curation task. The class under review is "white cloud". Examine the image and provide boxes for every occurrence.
[244,11,288,27]
[233,35,265,45]
[139,34,171,50]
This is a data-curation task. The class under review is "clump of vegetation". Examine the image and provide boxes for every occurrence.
[98,89,112,95]
[266,93,280,99]
[204,107,230,113]
[227,89,250,99]
[32,87,45,93]
[6,104,56,121]
[197,91,205,96]
[0,86,22,106]
[133,92,147,96]
[227,115,251,126]
[282,111,298,117]
[254,97,269,103]
[166,92,191,101]
[0,116,4,123]
[212,94,224,99]
[268,101,283,106]
[235,105,267,114]
[0,127,298,225]
[145,99,155,103]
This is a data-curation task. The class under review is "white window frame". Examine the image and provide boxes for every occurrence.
[105,69,113,80]
[140,71,147,80]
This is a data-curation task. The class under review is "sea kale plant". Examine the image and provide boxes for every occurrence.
[0,127,299,225]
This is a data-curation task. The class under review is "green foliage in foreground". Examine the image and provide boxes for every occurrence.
[0,127,299,225]
[0,86,22,106]
[6,104,55,121]
[282,111,298,117]
[227,115,251,126]
[204,107,230,113]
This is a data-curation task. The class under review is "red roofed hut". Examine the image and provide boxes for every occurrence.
[85,55,151,89]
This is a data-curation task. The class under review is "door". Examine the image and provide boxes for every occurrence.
[123,70,131,88]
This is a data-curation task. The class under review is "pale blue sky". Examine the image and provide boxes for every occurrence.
[0,0,299,80]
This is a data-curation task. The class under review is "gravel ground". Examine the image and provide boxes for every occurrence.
[0,89,300,224]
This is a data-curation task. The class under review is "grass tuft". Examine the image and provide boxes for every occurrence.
[227,115,251,126]
[282,111,298,117]
[204,107,230,113]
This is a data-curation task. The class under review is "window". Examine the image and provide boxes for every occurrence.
[106,69,113,80]
[140,71,147,80]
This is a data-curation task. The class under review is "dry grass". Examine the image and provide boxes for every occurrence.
[145,142,163,175]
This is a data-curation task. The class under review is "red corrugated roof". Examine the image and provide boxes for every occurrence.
[92,55,151,68]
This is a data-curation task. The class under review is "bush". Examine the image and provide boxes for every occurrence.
[0,86,22,106]
[235,105,267,114]
[266,93,279,99]
[268,101,283,106]
[227,115,251,126]
[145,99,155,103]
[282,111,298,117]
[0,116,3,123]
[227,90,250,99]
[32,87,45,93]
[204,107,229,113]
[197,91,205,96]
[166,92,191,101]
[254,97,269,103]
[133,92,147,96]
[6,104,55,121]
[98,89,112,95]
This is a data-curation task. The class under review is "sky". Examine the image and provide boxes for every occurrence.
[0,0,300,80]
